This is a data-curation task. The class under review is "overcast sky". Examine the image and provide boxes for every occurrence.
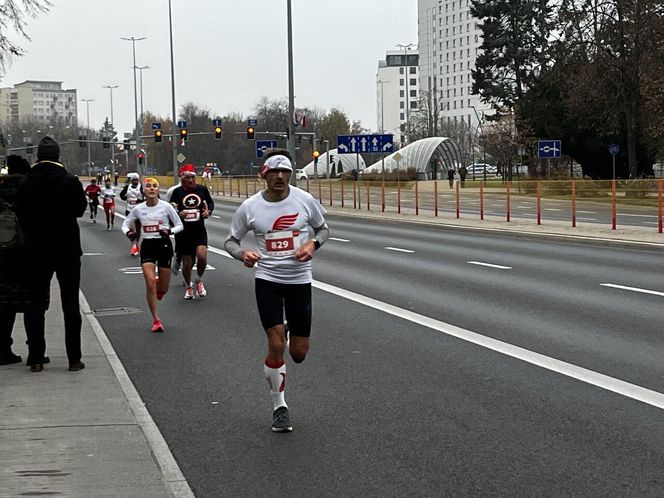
[2,0,418,135]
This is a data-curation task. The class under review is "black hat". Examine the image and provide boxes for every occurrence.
[37,136,60,161]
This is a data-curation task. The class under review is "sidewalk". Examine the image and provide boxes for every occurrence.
[0,282,194,497]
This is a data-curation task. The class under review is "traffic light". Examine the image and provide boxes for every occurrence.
[123,139,130,150]
[154,129,163,143]
[79,136,86,147]
[103,137,110,149]
[179,128,188,142]
[246,127,255,140]
[214,126,222,140]
[313,150,320,166]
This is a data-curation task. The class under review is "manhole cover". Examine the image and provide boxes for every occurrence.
[89,307,143,317]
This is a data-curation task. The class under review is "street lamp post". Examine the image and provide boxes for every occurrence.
[121,36,146,173]
[82,98,94,175]
[134,66,150,123]
[377,79,390,133]
[397,43,416,145]
[286,0,296,186]
[168,0,178,179]
[102,85,118,177]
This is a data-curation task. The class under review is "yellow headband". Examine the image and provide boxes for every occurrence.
[143,177,159,187]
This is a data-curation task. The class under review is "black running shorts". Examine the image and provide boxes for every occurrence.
[174,226,208,257]
[255,278,312,337]
[140,238,173,268]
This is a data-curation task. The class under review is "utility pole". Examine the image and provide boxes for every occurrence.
[82,98,94,175]
[168,0,178,179]
[286,0,296,185]
[121,36,146,173]
[102,85,118,177]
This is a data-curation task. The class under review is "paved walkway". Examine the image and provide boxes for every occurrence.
[0,194,660,497]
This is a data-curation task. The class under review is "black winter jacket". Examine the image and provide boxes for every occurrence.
[16,161,87,259]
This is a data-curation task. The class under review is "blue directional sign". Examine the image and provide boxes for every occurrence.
[337,134,394,154]
[256,140,278,158]
[151,122,161,130]
[177,120,187,128]
[537,140,561,158]
[248,118,257,127]
[212,118,222,127]
[609,144,619,156]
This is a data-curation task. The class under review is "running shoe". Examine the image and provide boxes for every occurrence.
[196,281,207,298]
[130,244,139,256]
[184,285,195,300]
[151,319,164,333]
[271,406,293,433]
[93,219,96,224]
[171,257,181,275]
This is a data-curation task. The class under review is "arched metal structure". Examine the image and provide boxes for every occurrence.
[363,137,462,179]
[301,149,367,178]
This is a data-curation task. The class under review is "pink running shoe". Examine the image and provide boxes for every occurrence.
[196,281,207,298]
[151,319,164,333]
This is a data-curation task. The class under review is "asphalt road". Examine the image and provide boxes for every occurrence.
[79,199,664,497]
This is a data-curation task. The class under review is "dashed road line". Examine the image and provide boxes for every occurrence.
[385,246,415,253]
[600,283,664,298]
[467,261,512,270]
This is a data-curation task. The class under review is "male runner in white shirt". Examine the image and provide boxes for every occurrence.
[225,150,329,432]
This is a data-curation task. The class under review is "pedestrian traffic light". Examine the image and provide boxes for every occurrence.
[246,127,255,140]
[79,136,86,147]
[123,139,130,150]
[313,150,320,166]
[214,126,222,140]
[154,129,163,143]
[179,128,188,142]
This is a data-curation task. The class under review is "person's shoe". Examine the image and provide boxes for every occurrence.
[271,406,293,433]
[93,219,96,224]
[0,351,22,365]
[184,285,195,300]
[130,244,139,256]
[195,280,207,298]
[30,363,43,372]
[26,356,50,366]
[68,361,85,372]
[171,258,181,275]
[151,319,164,333]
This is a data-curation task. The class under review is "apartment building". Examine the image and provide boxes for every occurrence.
[0,80,77,127]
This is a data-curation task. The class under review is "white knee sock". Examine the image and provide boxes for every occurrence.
[264,360,287,410]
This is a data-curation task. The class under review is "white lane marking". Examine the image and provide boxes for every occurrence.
[578,210,597,214]
[601,283,664,298]
[385,246,415,253]
[208,246,233,259]
[545,208,562,211]
[330,237,350,243]
[83,252,105,256]
[312,280,664,411]
[79,292,195,498]
[212,215,221,219]
[619,213,657,218]
[642,221,661,225]
[577,217,598,221]
[467,261,512,270]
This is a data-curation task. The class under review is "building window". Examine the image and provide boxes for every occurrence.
[400,113,405,120]
[400,90,405,97]
[409,78,416,86]
[410,90,417,97]
[400,101,405,109]
[409,67,416,74]
[400,79,404,86]
[410,101,418,109]
[399,67,404,75]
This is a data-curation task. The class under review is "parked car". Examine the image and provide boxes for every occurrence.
[295,169,308,180]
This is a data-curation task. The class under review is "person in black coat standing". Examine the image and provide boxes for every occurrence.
[0,155,31,365]
[16,136,87,372]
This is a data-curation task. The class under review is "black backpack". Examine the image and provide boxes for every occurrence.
[0,201,24,250]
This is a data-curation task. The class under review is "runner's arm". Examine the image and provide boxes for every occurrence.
[121,208,138,234]
[166,203,184,235]
[224,235,243,261]
[119,184,128,200]
[311,222,329,250]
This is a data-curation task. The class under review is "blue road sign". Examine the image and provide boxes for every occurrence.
[212,118,222,127]
[151,122,161,130]
[537,140,561,158]
[256,140,278,158]
[609,144,619,156]
[337,134,394,154]
[177,120,187,128]
[248,118,258,127]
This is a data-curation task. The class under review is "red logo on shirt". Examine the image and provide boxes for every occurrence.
[271,213,298,231]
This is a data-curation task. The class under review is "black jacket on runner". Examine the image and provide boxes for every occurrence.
[16,160,87,258]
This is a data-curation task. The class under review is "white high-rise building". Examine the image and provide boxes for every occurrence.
[0,80,77,127]
[376,49,419,146]
[418,0,491,132]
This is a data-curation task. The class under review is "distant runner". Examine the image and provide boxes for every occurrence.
[100,179,116,230]
[120,172,145,256]
[84,178,101,223]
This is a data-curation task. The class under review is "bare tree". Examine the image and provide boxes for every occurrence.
[0,0,51,75]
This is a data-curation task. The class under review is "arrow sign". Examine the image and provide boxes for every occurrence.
[151,122,161,130]
[609,144,619,156]
[256,140,278,158]
[337,134,394,154]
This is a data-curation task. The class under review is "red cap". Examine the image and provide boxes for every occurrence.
[179,164,195,176]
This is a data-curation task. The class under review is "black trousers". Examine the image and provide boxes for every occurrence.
[25,257,82,364]
[0,311,26,353]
